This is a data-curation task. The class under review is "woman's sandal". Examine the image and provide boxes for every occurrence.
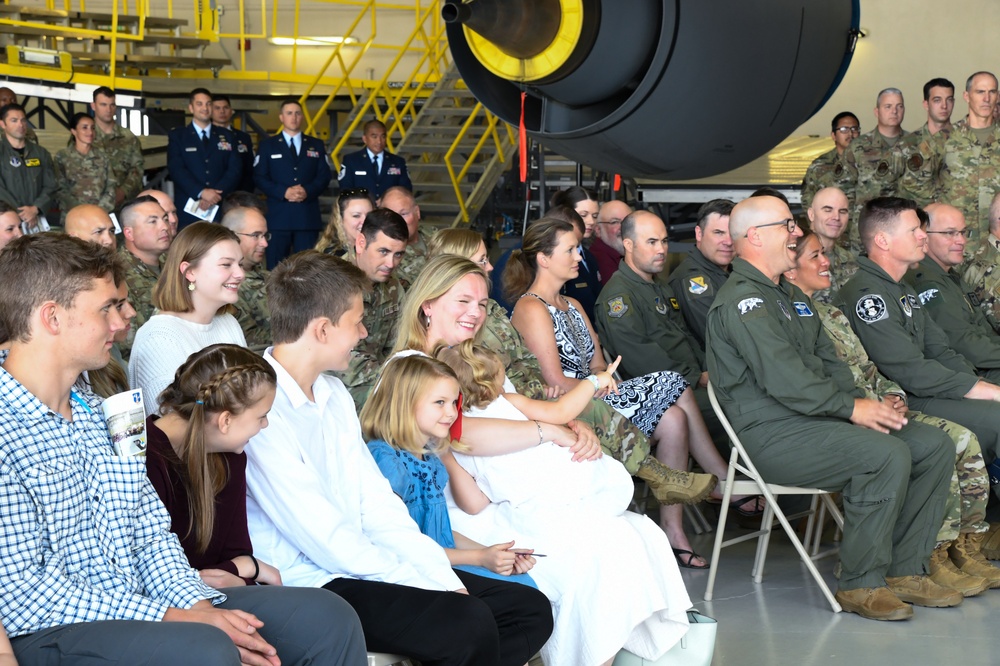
[673,547,709,570]
[707,495,766,518]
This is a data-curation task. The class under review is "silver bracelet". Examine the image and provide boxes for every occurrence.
[533,420,544,445]
[586,374,601,391]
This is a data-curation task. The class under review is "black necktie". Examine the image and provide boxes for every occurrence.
[371,155,380,180]
[202,130,209,145]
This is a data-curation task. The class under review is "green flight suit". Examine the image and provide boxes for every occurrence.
[837,256,1000,464]
[666,247,729,351]
[907,256,1000,383]
[478,297,650,473]
[816,300,988,542]
[337,275,404,410]
[233,263,271,356]
[960,233,1000,335]
[706,258,952,590]
[0,135,57,218]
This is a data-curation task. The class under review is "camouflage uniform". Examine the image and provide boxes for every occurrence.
[233,263,271,355]
[960,233,1000,334]
[54,146,117,213]
[94,122,144,201]
[841,130,920,253]
[478,297,649,473]
[394,225,436,289]
[800,146,850,209]
[898,121,1000,247]
[118,245,162,362]
[812,243,860,305]
[896,123,950,207]
[815,299,988,540]
[336,276,404,411]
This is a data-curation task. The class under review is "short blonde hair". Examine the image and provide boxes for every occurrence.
[360,354,465,455]
[426,228,482,261]
[392,255,489,354]
[153,222,240,313]
[434,341,504,410]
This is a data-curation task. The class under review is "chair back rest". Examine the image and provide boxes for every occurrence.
[706,381,767,481]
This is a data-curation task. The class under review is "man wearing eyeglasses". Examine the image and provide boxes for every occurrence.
[801,111,859,209]
[667,199,734,350]
[838,197,1000,494]
[222,202,272,354]
[906,203,1000,379]
[591,199,631,286]
[254,98,332,268]
[336,208,407,410]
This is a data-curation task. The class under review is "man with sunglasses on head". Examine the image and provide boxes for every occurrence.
[801,111,859,209]
[906,203,1000,378]
[254,98,332,267]
[221,194,272,354]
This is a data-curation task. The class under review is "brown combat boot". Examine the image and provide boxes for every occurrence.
[834,587,913,621]
[949,532,1000,589]
[635,458,717,505]
[929,541,989,597]
[885,574,963,608]
[980,523,1000,560]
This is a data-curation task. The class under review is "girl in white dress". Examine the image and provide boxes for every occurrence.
[436,342,692,666]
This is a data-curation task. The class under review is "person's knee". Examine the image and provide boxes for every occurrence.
[449,595,500,656]
[177,624,241,665]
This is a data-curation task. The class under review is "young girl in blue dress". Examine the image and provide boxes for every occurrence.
[360,353,539,586]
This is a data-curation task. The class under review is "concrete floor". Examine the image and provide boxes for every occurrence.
[679,523,998,665]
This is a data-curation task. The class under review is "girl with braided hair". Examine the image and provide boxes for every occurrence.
[145,342,281,588]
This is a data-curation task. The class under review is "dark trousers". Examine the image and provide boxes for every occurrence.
[10,585,366,666]
[910,395,1000,463]
[325,569,553,666]
[267,229,321,269]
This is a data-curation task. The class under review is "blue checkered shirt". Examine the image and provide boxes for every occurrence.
[0,356,223,637]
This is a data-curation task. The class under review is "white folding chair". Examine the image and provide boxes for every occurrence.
[367,653,413,666]
[704,383,845,612]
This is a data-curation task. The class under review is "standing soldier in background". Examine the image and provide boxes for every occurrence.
[900,72,1000,247]
[801,111,858,209]
[961,191,1000,334]
[0,87,36,143]
[91,86,144,205]
[840,88,919,254]
[0,103,56,233]
[212,93,256,194]
[897,78,956,207]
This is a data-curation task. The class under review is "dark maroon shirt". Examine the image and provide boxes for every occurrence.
[145,416,254,581]
[589,237,623,286]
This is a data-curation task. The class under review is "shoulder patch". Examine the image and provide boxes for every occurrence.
[688,276,708,295]
[907,294,920,309]
[777,300,792,320]
[793,301,814,317]
[834,163,844,176]
[607,296,628,318]
[907,152,924,171]
[875,160,890,177]
[737,297,765,317]
[918,288,939,305]
[669,297,680,310]
[856,294,888,324]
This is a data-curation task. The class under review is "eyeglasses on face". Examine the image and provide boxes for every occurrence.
[834,126,861,135]
[754,218,798,233]
[926,228,972,239]
[236,231,272,241]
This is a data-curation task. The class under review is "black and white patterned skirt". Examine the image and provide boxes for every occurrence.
[602,371,689,438]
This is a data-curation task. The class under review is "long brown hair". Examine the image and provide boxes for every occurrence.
[315,189,375,254]
[502,217,575,302]
[153,222,240,314]
[157,343,276,553]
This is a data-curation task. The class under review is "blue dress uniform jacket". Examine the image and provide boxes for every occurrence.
[167,124,242,228]
[337,148,411,199]
[254,133,332,232]
[231,127,256,193]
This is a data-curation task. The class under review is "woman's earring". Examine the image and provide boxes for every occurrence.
[425,314,431,328]
[188,282,196,292]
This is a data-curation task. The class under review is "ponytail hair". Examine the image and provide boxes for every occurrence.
[158,343,277,553]
[502,217,576,302]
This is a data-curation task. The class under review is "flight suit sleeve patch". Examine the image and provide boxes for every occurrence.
[607,295,629,318]
[856,294,888,323]
[737,297,767,320]
[688,276,708,295]
[918,288,939,305]
[669,297,680,310]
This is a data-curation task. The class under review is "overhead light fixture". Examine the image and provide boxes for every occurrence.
[267,36,359,46]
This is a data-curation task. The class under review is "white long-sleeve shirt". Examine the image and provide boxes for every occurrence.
[244,350,462,591]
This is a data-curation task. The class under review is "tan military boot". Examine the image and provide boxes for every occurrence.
[929,541,989,597]
[980,523,1000,560]
[834,587,913,621]
[635,458,717,505]
[949,532,1000,589]
[885,574,963,608]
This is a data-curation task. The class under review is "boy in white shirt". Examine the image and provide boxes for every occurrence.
[244,250,553,665]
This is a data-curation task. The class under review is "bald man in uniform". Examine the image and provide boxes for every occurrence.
[707,194,957,620]
[63,204,116,249]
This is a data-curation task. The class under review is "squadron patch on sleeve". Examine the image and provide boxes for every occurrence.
[918,288,939,305]
[857,295,888,324]
[608,296,629,318]
[793,301,814,317]
[737,297,767,320]
[688,276,708,295]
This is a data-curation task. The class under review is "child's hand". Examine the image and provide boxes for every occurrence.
[511,549,537,574]
[478,541,518,575]
[593,356,621,395]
